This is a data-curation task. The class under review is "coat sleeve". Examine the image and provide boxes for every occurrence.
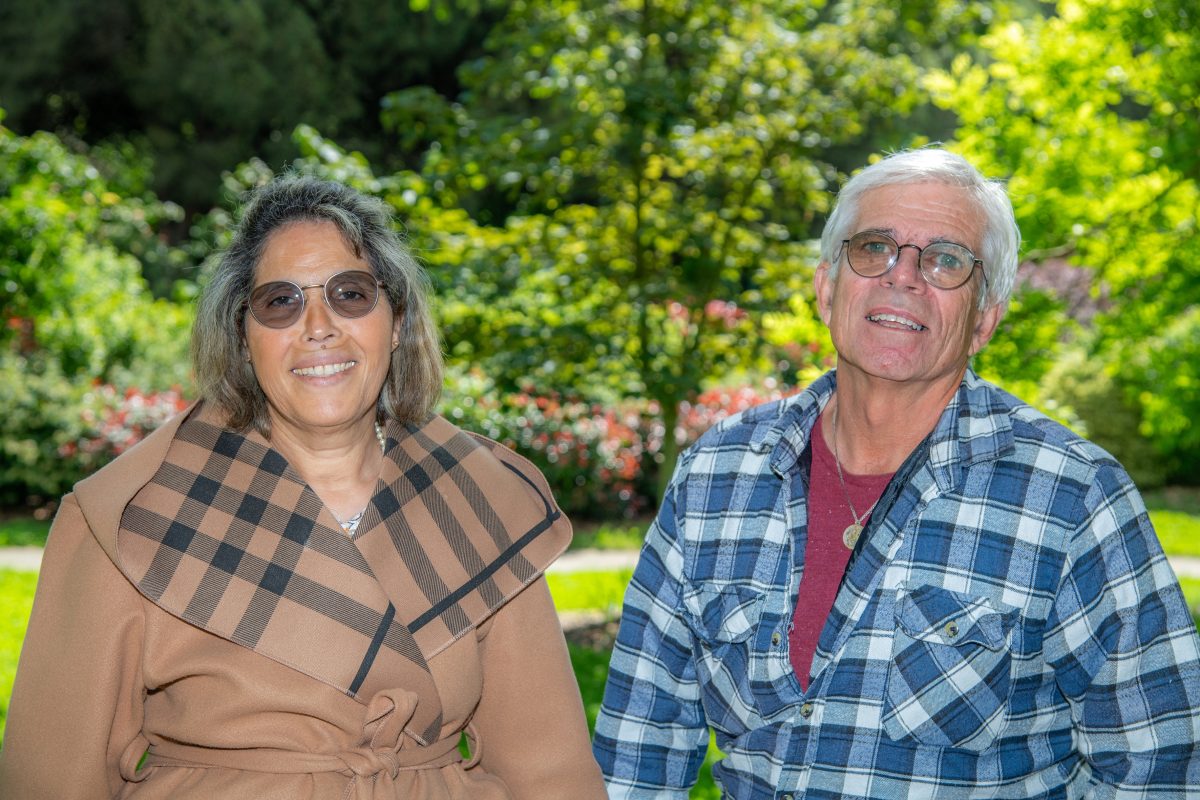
[0,494,147,800]
[469,575,607,798]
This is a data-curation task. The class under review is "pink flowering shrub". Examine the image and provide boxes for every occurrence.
[444,370,800,518]
[60,384,190,469]
[9,366,798,516]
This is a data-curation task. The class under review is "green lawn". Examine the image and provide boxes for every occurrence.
[0,570,38,741]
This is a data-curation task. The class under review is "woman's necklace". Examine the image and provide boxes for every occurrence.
[831,406,879,550]
[336,421,387,536]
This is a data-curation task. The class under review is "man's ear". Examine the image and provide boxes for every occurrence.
[969,301,1004,357]
[813,261,834,327]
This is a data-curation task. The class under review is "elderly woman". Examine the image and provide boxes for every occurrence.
[0,177,606,799]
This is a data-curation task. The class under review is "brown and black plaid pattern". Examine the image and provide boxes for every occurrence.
[118,406,569,744]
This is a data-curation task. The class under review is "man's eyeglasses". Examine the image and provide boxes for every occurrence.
[838,231,985,291]
[247,270,384,329]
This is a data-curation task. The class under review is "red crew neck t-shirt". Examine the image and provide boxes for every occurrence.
[788,412,893,690]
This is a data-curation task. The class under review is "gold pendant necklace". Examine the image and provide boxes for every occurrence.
[831,405,878,550]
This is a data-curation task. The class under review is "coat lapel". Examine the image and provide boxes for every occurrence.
[354,416,568,658]
[115,404,569,744]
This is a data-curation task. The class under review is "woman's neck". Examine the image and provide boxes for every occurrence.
[267,416,385,523]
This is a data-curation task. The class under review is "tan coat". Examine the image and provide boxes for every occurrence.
[0,405,606,799]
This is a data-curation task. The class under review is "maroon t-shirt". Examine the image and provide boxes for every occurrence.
[788,412,893,690]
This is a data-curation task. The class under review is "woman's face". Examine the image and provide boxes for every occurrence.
[244,221,399,441]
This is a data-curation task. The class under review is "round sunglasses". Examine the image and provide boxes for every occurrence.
[247,270,385,329]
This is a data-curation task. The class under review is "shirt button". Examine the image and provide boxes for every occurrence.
[771,631,782,646]
[944,620,960,639]
[799,702,814,719]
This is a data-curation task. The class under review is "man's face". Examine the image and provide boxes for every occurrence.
[814,181,1003,392]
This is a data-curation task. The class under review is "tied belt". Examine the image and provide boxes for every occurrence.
[120,690,465,793]
[130,733,463,780]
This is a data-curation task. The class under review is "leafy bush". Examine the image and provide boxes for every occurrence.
[1039,347,1169,490]
[442,368,799,518]
[0,352,190,506]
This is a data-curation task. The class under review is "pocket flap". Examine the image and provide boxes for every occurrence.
[894,585,1013,650]
[682,585,767,643]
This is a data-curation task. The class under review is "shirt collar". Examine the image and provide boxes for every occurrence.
[762,368,1015,486]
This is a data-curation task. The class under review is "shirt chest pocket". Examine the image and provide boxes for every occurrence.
[882,585,1016,752]
[682,585,785,724]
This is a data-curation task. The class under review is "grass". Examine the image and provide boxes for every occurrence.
[546,569,633,611]
[568,519,649,552]
[0,570,38,740]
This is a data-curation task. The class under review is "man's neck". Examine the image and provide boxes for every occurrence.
[825,366,965,474]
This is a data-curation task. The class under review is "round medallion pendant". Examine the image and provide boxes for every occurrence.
[842,522,863,550]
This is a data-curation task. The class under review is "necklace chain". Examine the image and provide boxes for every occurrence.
[337,421,387,535]
[831,403,878,549]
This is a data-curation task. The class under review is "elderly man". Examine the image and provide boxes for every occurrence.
[593,148,1200,798]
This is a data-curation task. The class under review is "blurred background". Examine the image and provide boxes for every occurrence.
[3,3,1199,790]
[2,0,1198,520]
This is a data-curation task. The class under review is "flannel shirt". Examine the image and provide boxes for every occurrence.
[594,369,1200,799]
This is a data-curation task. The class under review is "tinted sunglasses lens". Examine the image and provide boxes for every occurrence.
[327,271,380,318]
[249,282,304,328]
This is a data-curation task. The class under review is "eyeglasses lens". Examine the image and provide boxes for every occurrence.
[248,271,381,328]
[845,233,975,290]
[327,272,380,318]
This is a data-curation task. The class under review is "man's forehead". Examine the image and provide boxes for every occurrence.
[853,182,984,244]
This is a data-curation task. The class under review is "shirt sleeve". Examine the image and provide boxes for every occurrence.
[592,466,710,798]
[1045,462,1200,796]
[0,494,148,800]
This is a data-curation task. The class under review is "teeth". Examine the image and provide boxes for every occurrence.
[868,313,925,331]
[293,361,355,377]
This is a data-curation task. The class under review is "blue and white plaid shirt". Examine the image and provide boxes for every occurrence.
[594,370,1200,799]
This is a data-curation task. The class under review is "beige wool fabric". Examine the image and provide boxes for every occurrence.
[0,404,605,799]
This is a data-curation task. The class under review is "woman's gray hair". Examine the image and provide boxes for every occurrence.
[818,147,1021,312]
[191,175,443,435]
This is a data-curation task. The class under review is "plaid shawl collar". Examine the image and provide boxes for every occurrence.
[117,404,569,743]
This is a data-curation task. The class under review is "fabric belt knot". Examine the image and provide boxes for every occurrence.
[337,734,462,779]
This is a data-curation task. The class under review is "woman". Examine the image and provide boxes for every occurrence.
[0,176,606,798]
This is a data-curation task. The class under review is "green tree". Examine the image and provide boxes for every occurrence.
[383,0,992,491]
[0,0,503,213]
[929,0,1200,482]
[0,113,192,502]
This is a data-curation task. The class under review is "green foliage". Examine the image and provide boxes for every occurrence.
[974,286,1074,406]
[0,0,503,211]
[0,354,91,504]
[1037,347,1169,490]
[378,0,995,485]
[0,118,193,504]
[1124,306,1200,478]
[570,520,649,551]
[0,518,51,549]
[928,0,1200,483]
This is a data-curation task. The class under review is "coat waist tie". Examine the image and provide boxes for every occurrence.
[130,734,462,781]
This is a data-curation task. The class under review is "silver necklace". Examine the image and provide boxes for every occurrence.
[336,421,387,536]
[831,405,879,550]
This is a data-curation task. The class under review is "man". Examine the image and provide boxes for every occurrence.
[593,148,1200,798]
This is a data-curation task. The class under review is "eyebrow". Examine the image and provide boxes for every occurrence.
[854,228,974,248]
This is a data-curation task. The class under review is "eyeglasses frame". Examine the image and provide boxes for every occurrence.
[246,270,386,329]
[837,231,987,291]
